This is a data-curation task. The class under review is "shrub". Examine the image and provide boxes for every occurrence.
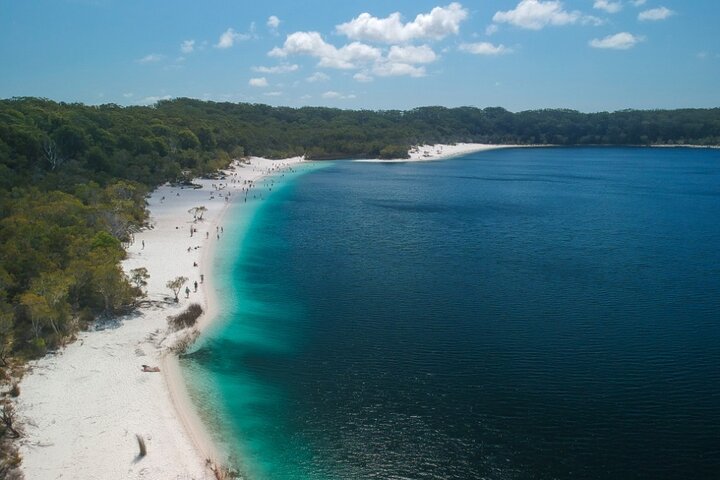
[169,329,200,356]
[167,303,203,331]
[30,338,46,357]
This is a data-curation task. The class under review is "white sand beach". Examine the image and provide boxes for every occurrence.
[355,143,525,163]
[17,156,305,480]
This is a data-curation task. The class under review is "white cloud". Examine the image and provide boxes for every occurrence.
[267,15,280,29]
[269,31,381,70]
[137,53,164,64]
[589,32,644,49]
[138,95,172,105]
[320,42,382,69]
[321,91,356,100]
[270,31,438,79]
[372,61,426,77]
[485,24,499,36]
[264,91,283,96]
[387,45,437,64]
[307,72,330,82]
[180,40,195,53]
[638,7,675,21]
[631,0,647,6]
[353,72,374,82]
[252,64,299,74]
[593,1,622,13]
[336,2,468,44]
[492,0,583,30]
[249,77,269,87]
[459,42,512,55]
[215,28,250,48]
[122,92,134,98]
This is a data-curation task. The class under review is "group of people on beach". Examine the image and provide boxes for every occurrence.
[139,159,304,372]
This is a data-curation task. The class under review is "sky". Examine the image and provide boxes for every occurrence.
[1,0,719,112]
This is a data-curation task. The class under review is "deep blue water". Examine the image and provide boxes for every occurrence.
[183,147,720,480]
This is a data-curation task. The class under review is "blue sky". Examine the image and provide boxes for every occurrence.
[1,0,718,112]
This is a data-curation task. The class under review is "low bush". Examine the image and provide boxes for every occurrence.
[167,303,203,331]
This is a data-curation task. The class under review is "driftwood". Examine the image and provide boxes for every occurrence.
[135,434,147,457]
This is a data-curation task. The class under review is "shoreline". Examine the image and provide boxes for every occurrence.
[356,143,544,163]
[159,156,311,471]
[649,144,720,149]
[153,156,309,472]
[17,156,305,479]
[356,143,720,165]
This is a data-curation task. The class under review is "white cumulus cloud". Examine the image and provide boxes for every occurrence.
[459,42,512,55]
[270,31,441,79]
[638,7,675,21]
[372,61,426,77]
[593,0,622,14]
[138,95,172,105]
[353,72,374,82]
[336,2,468,44]
[321,91,357,100]
[215,28,250,49]
[137,53,164,64]
[252,64,299,74]
[249,77,269,87]
[632,0,647,6]
[306,72,330,82]
[269,31,381,70]
[267,15,280,29]
[589,32,644,49]
[493,0,585,30]
[387,45,438,64]
[180,40,195,54]
[485,24,499,36]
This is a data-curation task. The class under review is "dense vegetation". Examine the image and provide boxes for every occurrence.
[1,96,720,368]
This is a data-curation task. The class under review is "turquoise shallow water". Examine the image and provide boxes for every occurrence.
[182,147,720,480]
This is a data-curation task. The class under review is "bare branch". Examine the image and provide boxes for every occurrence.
[43,137,64,171]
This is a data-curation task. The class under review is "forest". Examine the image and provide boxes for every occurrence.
[1,96,720,371]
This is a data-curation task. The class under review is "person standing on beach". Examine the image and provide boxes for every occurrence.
[185,286,190,298]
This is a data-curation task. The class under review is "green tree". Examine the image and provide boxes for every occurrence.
[0,298,13,368]
[92,258,132,315]
[129,267,149,293]
[19,292,51,343]
[28,271,71,338]
[178,129,200,150]
[188,206,207,221]
[166,276,188,303]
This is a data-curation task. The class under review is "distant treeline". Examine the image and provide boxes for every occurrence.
[1,96,720,369]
